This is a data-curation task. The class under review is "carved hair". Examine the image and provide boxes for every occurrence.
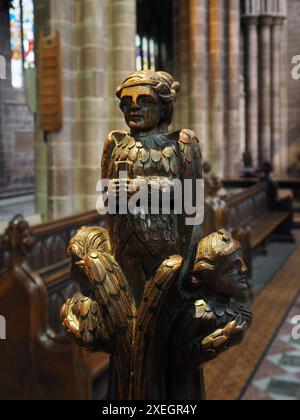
[194,229,241,274]
[116,70,180,126]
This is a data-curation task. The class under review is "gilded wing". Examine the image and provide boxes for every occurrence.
[64,226,134,399]
[82,249,134,399]
[101,130,129,179]
[61,292,110,352]
[83,249,134,345]
[178,129,202,180]
[62,227,134,352]
[133,255,183,399]
[67,226,111,292]
[137,255,183,335]
[177,129,203,262]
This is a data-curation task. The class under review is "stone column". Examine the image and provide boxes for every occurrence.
[271,16,285,174]
[208,0,225,177]
[225,0,241,177]
[244,15,259,166]
[46,0,79,219]
[258,15,273,163]
[0,7,9,188]
[280,16,288,175]
[239,76,246,156]
[34,0,51,219]
[76,0,107,211]
[188,0,208,155]
[105,0,136,133]
[173,0,191,130]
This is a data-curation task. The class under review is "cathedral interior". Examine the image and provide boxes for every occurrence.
[1,0,300,401]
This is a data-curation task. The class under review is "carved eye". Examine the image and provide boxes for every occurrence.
[120,97,131,110]
[139,96,154,107]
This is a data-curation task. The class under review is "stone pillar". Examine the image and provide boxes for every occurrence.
[287,0,300,169]
[76,0,107,211]
[188,0,208,155]
[46,0,79,219]
[244,15,259,166]
[34,0,51,219]
[105,0,136,133]
[225,0,241,177]
[208,0,225,177]
[258,15,273,163]
[35,0,115,218]
[173,0,191,130]
[239,76,246,156]
[35,0,78,219]
[280,14,288,175]
[0,7,9,188]
[271,16,285,174]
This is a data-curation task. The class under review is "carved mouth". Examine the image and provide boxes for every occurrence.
[238,278,248,289]
[130,114,144,121]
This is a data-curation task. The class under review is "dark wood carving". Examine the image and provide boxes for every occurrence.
[38,32,62,133]
[0,212,108,400]
[61,71,252,400]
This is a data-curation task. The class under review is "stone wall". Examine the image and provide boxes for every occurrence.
[4,0,300,219]
[173,0,241,177]
[0,6,35,194]
[287,0,300,167]
[34,0,136,219]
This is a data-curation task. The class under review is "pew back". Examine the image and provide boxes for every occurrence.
[0,211,109,400]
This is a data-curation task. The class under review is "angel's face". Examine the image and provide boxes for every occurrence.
[216,251,249,297]
[120,86,161,133]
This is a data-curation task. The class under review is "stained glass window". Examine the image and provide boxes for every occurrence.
[10,1,22,88]
[22,0,35,69]
[136,0,173,72]
[9,0,35,88]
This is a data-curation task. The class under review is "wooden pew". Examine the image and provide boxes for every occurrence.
[224,182,294,273]
[0,183,293,399]
[0,211,109,400]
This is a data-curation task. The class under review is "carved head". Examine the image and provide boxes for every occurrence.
[202,161,212,175]
[116,70,180,133]
[193,229,248,297]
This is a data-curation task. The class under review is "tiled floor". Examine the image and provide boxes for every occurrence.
[242,294,300,400]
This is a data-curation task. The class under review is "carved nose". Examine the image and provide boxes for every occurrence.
[131,100,140,110]
[241,261,248,274]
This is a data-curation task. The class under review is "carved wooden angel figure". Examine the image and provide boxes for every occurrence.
[61,71,252,400]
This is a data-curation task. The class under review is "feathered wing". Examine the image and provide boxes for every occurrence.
[133,255,183,400]
[61,291,110,352]
[101,130,130,179]
[177,129,203,258]
[62,226,134,399]
[61,227,113,351]
[83,249,134,347]
[82,249,134,399]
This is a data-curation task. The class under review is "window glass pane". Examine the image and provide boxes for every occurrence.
[22,0,35,69]
[10,0,23,88]
[136,35,142,71]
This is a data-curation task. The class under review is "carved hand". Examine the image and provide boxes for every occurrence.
[109,179,141,197]
[174,302,252,369]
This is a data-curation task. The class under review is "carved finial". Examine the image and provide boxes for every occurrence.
[0,215,35,256]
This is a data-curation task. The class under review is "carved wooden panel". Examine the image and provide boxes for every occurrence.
[48,279,79,335]
[38,33,62,133]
